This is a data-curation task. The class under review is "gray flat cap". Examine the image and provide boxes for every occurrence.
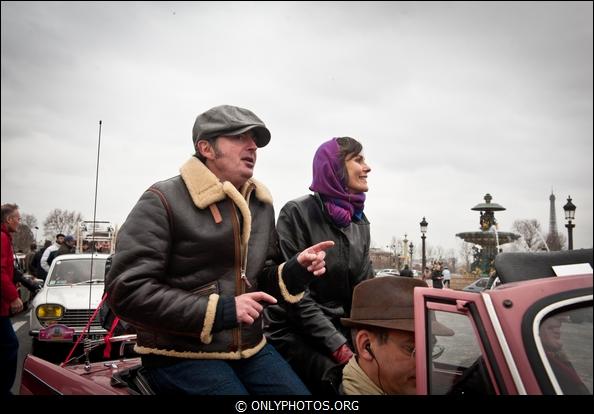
[192,105,271,148]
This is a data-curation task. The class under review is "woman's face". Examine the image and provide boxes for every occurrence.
[345,152,371,193]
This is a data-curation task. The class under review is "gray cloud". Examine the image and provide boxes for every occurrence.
[2,1,592,256]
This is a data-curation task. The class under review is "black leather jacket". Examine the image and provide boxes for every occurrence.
[106,157,311,360]
[264,194,373,353]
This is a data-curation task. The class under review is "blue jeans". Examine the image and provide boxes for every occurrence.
[1,317,19,395]
[144,343,310,395]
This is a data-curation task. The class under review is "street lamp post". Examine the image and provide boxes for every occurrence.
[386,244,396,267]
[402,234,408,270]
[563,196,576,250]
[34,226,39,244]
[409,242,414,267]
[420,217,428,271]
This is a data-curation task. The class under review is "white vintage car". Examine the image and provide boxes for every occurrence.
[28,253,109,359]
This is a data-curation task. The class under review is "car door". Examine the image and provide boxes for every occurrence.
[413,287,517,395]
[415,274,593,395]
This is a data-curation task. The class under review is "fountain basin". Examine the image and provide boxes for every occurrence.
[456,231,520,246]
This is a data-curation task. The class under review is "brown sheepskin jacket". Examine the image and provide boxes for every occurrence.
[106,157,310,360]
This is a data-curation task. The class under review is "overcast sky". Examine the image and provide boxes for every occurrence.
[2,1,592,258]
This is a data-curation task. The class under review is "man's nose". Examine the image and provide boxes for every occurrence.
[244,134,258,150]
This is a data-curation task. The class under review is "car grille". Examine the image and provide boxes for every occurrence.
[42,309,105,331]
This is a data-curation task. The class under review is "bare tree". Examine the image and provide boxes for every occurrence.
[433,245,445,261]
[21,214,38,229]
[458,241,474,273]
[446,248,457,272]
[425,245,435,262]
[13,223,35,253]
[512,219,546,251]
[43,209,83,239]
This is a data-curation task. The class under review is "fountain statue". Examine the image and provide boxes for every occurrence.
[456,193,520,276]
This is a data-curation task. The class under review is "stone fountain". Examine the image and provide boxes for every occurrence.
[456,193,520,275]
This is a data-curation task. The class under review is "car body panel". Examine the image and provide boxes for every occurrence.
[20,354,141,395]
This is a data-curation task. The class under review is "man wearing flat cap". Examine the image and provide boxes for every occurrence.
[106,105,334,395]
[340,276,453,395]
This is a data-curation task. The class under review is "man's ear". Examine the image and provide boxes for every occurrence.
[196,140,215,160]
[355,329,374,361]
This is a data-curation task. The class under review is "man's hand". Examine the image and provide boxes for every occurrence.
[235,292,277,325]
[297,240,335,276]
[10,297,23,314]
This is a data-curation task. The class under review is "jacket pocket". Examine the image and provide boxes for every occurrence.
[191,281,219,297]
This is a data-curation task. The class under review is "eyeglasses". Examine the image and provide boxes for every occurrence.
[397,339,444,360]
[400,343,416,359]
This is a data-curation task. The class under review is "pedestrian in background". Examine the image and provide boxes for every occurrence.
[431,262,444,289]
[442,266,451,288]
[399,264,413,277]
[40,233,65,274]
[1,203,24,395]
[24,243,37,277]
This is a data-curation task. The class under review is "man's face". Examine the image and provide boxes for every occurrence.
[372,329,417,395]
[6,211,21,233]
[57,235,65,245]
[201,131,258,188]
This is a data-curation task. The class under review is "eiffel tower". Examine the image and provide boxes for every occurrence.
[549,190,558,236]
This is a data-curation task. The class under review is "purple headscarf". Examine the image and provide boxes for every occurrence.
[309,138,366,227]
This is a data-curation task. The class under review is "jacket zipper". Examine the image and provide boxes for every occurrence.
[229,199,242,352]
[230,184,255,354]
[240,187,254,289]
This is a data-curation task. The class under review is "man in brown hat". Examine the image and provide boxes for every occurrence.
[340,276,453,395]
[106,105,334,394]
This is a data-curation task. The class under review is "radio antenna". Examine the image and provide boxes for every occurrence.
[62,120,104,367]
[92,120,102,229]
[88,120,102,309]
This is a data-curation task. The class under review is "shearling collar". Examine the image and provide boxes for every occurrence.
[179,156,273,209]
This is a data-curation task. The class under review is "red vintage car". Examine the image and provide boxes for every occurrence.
[19,249,592,395]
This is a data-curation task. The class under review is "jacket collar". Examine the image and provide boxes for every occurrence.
[179,156,272,209]
[1,223,12,237]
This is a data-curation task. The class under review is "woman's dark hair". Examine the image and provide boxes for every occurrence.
[335,137,363,184]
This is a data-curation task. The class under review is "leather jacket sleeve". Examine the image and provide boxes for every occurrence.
[106,190,213,336]
[276,200,348,352]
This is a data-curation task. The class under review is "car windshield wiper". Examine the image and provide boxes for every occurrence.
[72,279,104,285]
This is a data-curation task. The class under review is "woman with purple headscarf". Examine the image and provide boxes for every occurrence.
[264,137,373,394]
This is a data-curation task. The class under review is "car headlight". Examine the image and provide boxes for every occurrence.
[36,304,65,321]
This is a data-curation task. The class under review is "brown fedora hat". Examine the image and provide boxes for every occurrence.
[341,276,454,336]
